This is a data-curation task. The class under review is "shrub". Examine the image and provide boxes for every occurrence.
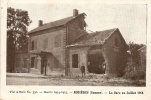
[124,55,146,80]
[124,69,145,80]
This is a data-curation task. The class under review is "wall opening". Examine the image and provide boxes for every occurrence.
[41,57,47,74]
[31,57,35,68]
[23,58,27,68]
[88,53,105,74]
[72,54,78,68]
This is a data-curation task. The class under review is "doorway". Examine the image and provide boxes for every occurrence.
[41,57,47,75]
[88,54,105,74]
[31,57,35,68]
[23,58,27,68]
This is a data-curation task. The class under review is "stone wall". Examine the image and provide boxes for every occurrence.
[67,29,127,76]
[67,46,90,76]
[103,29,127,75]
[28,26,66,75]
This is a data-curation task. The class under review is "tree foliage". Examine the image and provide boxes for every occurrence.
[128,42,145,65]
[7,7,32,47]
[124,42,146,80]
[7,7,32,72]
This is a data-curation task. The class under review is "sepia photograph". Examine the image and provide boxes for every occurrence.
[5,4,147,86]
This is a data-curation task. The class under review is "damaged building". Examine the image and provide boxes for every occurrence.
[15,9,128,76]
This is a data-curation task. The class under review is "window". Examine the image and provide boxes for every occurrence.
[43,38,48,49]
[31,40,37,50]
[54,35,61,47]
[72,54,78,68]
[35,40,37,50]
[31,41,34,50]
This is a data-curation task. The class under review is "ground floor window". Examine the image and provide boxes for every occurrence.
[72,54,78,68]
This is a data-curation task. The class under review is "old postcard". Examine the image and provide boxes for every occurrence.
[1,0,151,100]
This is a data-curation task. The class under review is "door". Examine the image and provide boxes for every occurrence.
[31,57,35,68]
[41,59,44,74]
[41,57,47,75]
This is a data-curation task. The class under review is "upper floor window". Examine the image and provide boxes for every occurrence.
[54,35,61,47]
[43,38,48,49]
[31,40,37,50]
[35,40,37,50]
[31,41,34,50]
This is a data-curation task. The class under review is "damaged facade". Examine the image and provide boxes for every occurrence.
[15,9,128,76]
[67,28,128,76]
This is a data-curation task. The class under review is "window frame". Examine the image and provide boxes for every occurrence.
[72,54,79,68]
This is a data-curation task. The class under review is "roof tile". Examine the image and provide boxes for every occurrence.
[70,28,117,46]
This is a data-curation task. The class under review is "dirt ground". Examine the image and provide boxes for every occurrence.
[6,74,146,86]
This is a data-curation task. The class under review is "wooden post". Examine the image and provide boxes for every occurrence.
[44,59,47,76]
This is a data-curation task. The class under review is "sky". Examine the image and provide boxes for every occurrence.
[8,3,147,44]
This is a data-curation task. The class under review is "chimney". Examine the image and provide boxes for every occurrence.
[38,20,43,27]
[73,9,78,17]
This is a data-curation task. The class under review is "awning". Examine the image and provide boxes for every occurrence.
[66,43,103,48]
[30,50,52,55]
